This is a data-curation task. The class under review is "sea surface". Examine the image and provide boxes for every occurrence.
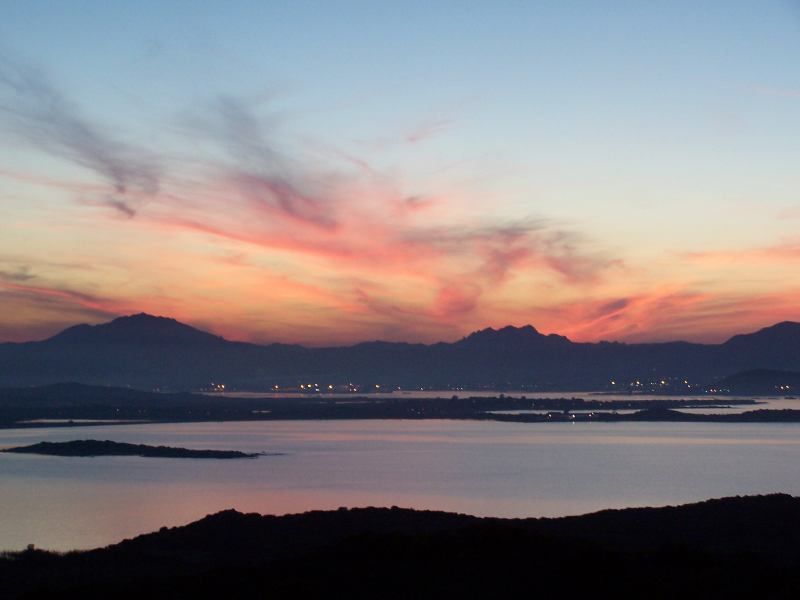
[3,417,800,551]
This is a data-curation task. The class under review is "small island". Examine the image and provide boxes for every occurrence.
[0,439,265,459]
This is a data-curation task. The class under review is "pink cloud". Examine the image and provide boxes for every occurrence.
[0,77,626,344]
[683,241,800,264]
[524,287,800,345]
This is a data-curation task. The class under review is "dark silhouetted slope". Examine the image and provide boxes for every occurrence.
[48,313,227,346]
[719,369,800,394]
[722,322,800,371]
[1,314,799,390]
[3,495,800,598]
[0,314,308,389]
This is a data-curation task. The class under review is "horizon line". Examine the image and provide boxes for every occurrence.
[7,312,799,349]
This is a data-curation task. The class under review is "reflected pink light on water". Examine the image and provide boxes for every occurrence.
[4,419,800,551]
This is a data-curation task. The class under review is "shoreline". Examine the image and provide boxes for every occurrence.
[6,384,797,429]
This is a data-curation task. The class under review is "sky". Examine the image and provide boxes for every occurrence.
[0,1,799,346]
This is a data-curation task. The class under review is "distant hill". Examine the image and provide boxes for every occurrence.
[0,314,308,390]
[0,314,799,390]
[48,313,228,346]
[719,369,800,394]
[4,495,800,598]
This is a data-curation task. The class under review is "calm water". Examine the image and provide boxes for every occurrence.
[2,419,800,551]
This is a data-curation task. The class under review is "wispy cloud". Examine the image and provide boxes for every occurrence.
[182,96,340,229]
[527,286,800,344]
[356,117,453,149]
[138,96,618,328]
[0,266,34,282]
[0,53,161,216]
[683,240,800,264]
[405,118,452,143]
[0,280,124,314]
[0,58,621,343]
[0,279,128,341]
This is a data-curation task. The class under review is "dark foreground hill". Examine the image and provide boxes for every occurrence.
[3,495,800,599]
[1,313,799,390]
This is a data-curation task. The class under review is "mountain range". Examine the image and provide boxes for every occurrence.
[1,313,799,391]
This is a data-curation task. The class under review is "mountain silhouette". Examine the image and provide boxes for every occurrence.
[718,369,800,394]
[725,321,800,346]
[1,313,799,390]
[722,322,800,369]
[49,313,227,346]
[457,325,570,349]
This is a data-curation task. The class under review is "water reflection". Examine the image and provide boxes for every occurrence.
[2,419,800,551]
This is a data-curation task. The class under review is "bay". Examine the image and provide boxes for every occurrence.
[2,419,800,551]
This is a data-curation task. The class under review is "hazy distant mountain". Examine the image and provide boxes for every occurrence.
[0,314,799,390]
[48,313,228,346]
[0,314,308,389]
[718,369,800,394]
[722,322,800,368]
[456,324,570,348]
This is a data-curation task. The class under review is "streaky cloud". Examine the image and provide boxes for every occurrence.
[0,53,160,215]
[185,96,340,229]
[682,241,800,264]
[405,118,452,143]
[0,266,34,282]
[0,61,622,340]
[0,280,117,312]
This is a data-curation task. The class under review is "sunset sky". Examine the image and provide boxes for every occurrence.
[1,1,798,346]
